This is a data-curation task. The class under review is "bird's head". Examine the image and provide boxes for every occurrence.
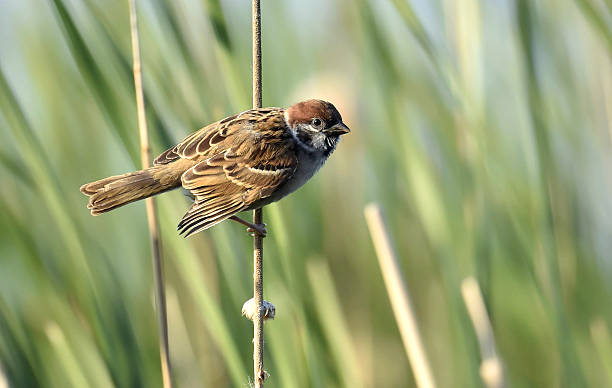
[285,99,350,154]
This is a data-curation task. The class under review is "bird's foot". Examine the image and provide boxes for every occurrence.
[247,223,267,237]
[229,216,267,237]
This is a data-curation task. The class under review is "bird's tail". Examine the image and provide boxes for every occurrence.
[80,165,182,215]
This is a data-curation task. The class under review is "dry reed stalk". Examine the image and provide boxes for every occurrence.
[364,203,437,388]
[460,277,505,388]
[251,0,265,387]
[128,1,172,387]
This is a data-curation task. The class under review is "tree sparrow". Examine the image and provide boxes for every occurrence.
[80,99,350,237]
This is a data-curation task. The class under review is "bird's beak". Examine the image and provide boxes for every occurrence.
[325,122,350,136]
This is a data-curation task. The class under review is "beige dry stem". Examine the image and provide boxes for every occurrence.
[128,1,172,387]
[461,277,505,388]
[364,203,437,388]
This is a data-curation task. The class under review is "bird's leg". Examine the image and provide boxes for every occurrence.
[230,215,267,237]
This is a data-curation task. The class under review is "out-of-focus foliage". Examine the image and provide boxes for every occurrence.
[1,0,612,387]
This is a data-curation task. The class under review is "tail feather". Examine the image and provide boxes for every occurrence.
[80,166,181,215]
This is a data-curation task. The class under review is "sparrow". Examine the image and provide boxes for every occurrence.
[80,99,350,237]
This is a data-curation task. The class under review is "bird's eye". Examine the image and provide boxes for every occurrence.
[312,118,322,127]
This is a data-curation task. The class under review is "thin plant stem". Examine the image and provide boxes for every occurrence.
[252,0,262,108]
[251,0,265,387]
[460,277,505,388]
[364,203,436,388]
[128,1,172,387]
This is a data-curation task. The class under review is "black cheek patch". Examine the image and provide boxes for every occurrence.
[296,130,312,146]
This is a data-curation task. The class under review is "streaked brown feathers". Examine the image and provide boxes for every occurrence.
[82,107,298,236]
[172,108,297,236]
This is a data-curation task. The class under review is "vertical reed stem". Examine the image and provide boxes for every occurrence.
[461,277,505,388]
[364,203,436,388]
[251,0,265,387]
[128,1,172,387]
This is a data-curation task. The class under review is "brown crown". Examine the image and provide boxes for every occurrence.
[286,99,342,127]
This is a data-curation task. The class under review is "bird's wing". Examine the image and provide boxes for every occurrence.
[153,108,281,165]
[167,109,297,236]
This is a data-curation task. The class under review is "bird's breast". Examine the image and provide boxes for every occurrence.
[267,149,327,203]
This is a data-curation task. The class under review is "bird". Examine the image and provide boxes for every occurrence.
[80,99,350,237]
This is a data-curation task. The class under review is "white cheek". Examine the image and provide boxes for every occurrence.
[311,132,327,149]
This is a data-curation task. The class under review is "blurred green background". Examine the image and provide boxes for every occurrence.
[1,0,612,387]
